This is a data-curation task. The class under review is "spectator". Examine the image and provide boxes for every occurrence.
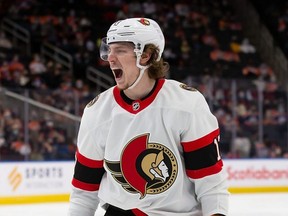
[240,38,256,54]
[29,54,47,75]
[231,131,252,158]
[0,31,13,50]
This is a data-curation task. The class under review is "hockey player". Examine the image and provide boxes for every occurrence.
[68,17,229,216]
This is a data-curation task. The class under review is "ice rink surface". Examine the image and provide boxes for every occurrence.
[0,193,288,216]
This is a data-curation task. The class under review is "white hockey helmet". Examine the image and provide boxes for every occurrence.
[100,18,165,61]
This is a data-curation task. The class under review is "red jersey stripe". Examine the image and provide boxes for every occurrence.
[72,178,100,191]
[186,160,223,179]
[181,129,219,152]
[76,150,104,168]
[131,208,147,216]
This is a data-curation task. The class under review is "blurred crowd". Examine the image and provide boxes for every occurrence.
[251,0,288,57]
[0,0,287,161]
[0,105,77,160]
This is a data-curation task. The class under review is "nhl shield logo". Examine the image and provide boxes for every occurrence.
[132,101,140,111]
[105,134,178,199]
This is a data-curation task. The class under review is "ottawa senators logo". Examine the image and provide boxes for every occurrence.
[138,18,150,26]
[180,83,197,91]
[86,95,100,108]
[105,134,178,199]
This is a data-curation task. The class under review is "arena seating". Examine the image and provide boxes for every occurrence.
[0,0,287,160]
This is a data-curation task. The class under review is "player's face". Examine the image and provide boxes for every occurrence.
[158,161,169,179]
[107,43,139,90]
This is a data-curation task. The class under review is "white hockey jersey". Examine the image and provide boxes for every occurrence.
[69,79,229,216]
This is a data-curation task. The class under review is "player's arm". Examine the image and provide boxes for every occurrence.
[68,103,106,216]
[69,187,100,216]
[181,92,229,216]
[69,150,105,216]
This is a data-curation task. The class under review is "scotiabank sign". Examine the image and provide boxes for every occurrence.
[224,159,288,187]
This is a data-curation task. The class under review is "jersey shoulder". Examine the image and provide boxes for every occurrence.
[164,79,204,102]
[82,86,114,122]
[85,86,114,109]
[161,79,210,113]
[165,79,198,93]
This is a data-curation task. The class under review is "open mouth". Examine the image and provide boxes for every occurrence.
[113,69,123,79]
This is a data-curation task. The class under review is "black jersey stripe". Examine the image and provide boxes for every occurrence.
[183,142,218,170]
[72,150,105,191]
[73,160,105,184]
[72,160,105,191]
[186,160,223,179]
[183,140,223,179]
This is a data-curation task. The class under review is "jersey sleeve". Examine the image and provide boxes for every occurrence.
[72,104,106,190]
[68,187,100,216]
[180,92,229,215]
[69,104,106,216]
[181,92,222,179]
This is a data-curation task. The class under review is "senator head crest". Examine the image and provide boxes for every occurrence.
[105,134,178,199]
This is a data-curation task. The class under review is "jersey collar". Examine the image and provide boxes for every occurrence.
[113,79,165,114]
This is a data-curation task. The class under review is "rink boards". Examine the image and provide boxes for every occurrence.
[0,159,288,204]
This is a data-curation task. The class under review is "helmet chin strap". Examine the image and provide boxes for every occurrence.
[128,66,149,89]
[128,52,150,89]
